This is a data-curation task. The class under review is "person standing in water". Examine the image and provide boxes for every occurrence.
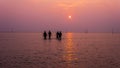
[48,30,52,39]
[43,31,47,40]
[59,31,62,40]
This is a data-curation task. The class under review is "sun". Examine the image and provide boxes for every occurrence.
[68,15,72,19]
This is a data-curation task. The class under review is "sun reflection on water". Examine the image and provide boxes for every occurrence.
[63,33,78,68]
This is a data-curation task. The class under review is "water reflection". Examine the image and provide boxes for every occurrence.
[63,33,78,68]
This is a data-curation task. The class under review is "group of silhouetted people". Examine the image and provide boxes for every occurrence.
[43,30,52,39]
[56,31,62,40]
[43,31,62,40]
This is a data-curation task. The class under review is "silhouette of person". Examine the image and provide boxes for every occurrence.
[43,31,47,40]
[56,31,59,39]
[48,30,52,39]
[59,31,62,40]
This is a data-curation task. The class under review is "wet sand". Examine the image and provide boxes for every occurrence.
[0,33,120,68]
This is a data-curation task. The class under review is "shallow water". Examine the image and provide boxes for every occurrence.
[0,33,120,68]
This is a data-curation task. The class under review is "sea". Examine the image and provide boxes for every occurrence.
[0,33,120,68]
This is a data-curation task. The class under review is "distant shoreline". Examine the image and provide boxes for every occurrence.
[0,32,120,33]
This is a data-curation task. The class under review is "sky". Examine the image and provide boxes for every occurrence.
[0,0,120,32]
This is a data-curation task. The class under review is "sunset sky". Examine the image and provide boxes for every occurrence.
[0,0,120,32]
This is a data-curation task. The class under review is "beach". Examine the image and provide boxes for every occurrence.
[0,33,120,68]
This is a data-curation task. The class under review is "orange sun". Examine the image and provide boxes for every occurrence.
[68,16,72,19]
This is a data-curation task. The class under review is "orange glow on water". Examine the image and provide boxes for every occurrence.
[63,33,78,67]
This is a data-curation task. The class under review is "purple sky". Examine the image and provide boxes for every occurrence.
[0,0,120,32]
